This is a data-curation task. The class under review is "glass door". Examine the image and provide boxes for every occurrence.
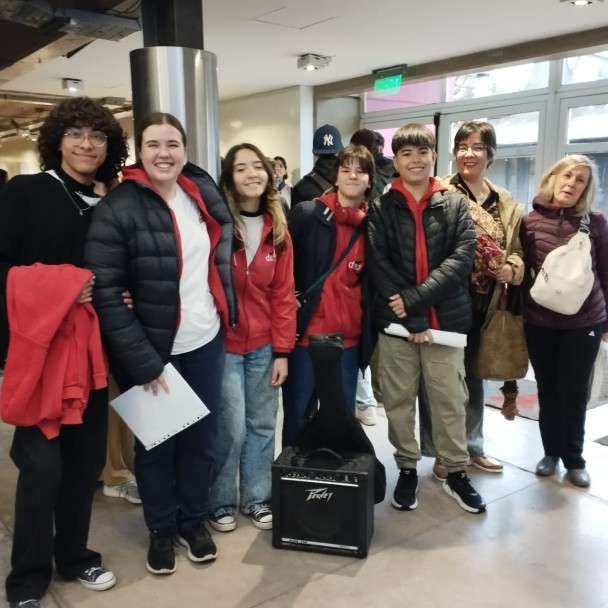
[558,94,608,216]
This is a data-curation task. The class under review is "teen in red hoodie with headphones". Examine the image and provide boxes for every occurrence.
[281,144,376,447]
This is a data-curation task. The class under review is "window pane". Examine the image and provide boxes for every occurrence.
[449,112,540,149]
[567,104,608,144]
[486,157,536,210]
[562,52,608,85]
[364,79,442,113]
[446,63,549,101]
[447,112,540,209]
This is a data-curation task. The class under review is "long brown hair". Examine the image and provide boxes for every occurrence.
[220,143,288,252]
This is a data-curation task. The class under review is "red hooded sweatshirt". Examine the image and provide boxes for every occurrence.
[0,263,107,438]
[390,177,447,330]
[303,192,367,347]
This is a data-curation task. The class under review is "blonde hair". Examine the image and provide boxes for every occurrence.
[537,154,598,216]
[220,143,288,252]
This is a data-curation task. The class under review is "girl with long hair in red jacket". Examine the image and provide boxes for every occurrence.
[208,143,296,532]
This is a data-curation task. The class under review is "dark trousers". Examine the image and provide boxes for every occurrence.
[134,331,225,531]
[6,388,108,603]
[525,322,602,469]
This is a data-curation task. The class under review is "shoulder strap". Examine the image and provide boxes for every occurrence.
[308,171,333,193]
[299,222,364,302]
[580,212,591,231]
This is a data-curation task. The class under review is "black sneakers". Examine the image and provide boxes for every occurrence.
[147,529,177,575]
[76,566,116,591]
[444,471,486,513]
[391,468,418,510]
[177,523,217,562]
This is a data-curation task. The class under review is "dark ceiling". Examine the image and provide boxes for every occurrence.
[0,0,140,138]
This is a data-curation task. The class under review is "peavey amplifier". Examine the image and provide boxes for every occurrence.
[272,447,374,558]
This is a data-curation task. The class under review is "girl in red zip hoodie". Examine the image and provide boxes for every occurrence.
[208,143,296,533]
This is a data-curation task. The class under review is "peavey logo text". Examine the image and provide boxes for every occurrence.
[305,487,333,502]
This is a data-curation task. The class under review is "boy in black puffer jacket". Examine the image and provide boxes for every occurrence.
[366,123,486,515]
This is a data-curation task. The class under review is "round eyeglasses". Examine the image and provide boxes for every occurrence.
[456,144,486,155]
[64,128,108,147]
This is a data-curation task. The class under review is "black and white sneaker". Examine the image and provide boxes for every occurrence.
[8,600,42,608]
[444,471,486,513]
[391,468,418,510]
[76,566,116,591]
[147,529,176,575]
[248,507,272,530]
[177,523,217,562]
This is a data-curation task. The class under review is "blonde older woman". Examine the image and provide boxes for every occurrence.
[521,154,608,488]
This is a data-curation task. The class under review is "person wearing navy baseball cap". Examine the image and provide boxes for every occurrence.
[291,124,344,206]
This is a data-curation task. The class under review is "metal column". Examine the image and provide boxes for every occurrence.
[130,0,220,181]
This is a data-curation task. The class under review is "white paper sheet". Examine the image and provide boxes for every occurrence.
[110,363,209,450]
[385,323,467,349]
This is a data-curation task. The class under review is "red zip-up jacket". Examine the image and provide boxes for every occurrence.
[225,214,296,355]
[1,263,107,438]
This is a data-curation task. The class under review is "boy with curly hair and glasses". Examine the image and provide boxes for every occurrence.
[0,97,128,608]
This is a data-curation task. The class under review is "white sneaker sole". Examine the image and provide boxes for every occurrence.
[146,561,176,575]
[102,484,142,504]
[77,573,117,591]
[208,516,237,533]
[176,535,217,562]
[443,482,486,514]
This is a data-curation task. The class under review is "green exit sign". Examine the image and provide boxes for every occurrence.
[374,74,402,96]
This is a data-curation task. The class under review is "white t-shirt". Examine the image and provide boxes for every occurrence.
[169,186,220,355]
[241,212,265,266]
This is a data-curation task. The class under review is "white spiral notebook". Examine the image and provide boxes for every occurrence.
[109,363,209,450]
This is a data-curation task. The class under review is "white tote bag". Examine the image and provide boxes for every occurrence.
[530,214,593,315]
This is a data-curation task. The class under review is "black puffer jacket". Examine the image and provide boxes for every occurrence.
[84,164,237,388]
[367,186,476,334]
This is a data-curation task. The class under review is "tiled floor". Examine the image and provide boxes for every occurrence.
[1,401,608,608]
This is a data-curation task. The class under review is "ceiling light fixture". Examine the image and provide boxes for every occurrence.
[297,53,332,72]
[560,0,602,4]
[62,78,83,95]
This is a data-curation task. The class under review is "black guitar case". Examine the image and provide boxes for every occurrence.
[293,333,387,503]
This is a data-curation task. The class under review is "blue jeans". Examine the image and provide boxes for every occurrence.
[209,344,278,516]
[281,342,360,447]
[134,331,225,531]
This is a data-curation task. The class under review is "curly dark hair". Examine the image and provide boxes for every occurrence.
[37,97,129,183]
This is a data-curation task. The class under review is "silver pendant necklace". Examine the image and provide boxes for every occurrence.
[46,169,99,215]
[57,179,91,216]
